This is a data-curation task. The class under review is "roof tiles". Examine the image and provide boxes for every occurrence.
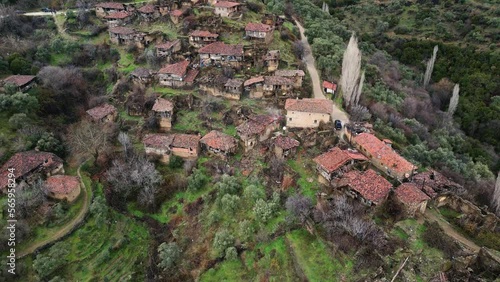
[45,175,80,195]
[198,42,243,56]
[158,60,189,77]
[200,130,238,151]
[313,147,367,173]
[285,98,333,114]
[339,169,392,205]
[395,183,431,204]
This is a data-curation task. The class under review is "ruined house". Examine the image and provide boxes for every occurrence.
[189,30,219,48]
[198,42,244,67]
[244,76,265,99]
[157,60,199,88]
[245,22,274,43]
[213,1,240,17]
[152,97,174,131]
[348,132,416,181]
[104,11,133,27]
[224,78,244,100]
[413,169,462,194]
[95,2,125,18]
[313,147,368,182]
[143,133,201,162]
[0,151,64,193]
[263,50,280,72]
[275,69,305,88]
[44,175,81,203]
[170,9,184,24]
[395,182,431,217]
[263,76,294,97]
[130,68,154,85]
[236,115,281,152]
[156,39,182,58]
[285,98,333,128]
[2,75,37,92]
[200,130,238,156]
[335,169,392,206]
[108,27,147,48]
[273,136,299,159]
[143,134,174,163]
[86,103,118,123]
[137,4,161,21]
[323,81,337,95]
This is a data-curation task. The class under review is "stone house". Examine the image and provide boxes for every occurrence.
[285,98,333,128]
[273,136,299,158]
[104,11,133,27]
[395,183,431,217]
[130,68,153,85]
[335,169,392,206]
[200,130,238,156]
[413,170,462,194]
[275,70,305,88]
[143,133,201,163]
[198,75,240,100]
[263,50,280,72]
[95,2,125,18]
[157,60,199,88]
[213,1,240,17]
[143,134,175,163]
[349,132,416,181]
[109,27,147,48]
[156,40,182,58]
[244,76,264,99]
[0,151,64,193]
[2,75,37,92]
[236,115,281,152]
[263,76,294,96]
[313,147,368,182]
[199,42,244,67]
[170,9,184,24]
[45,175,81,203]
[224,78,244,99]
[170,133,201,159]
[323,81,337,95]
[152,98,174,131]
[189,30,219,48]
[245,22,274,43]
[86,103,118,123]
[137,4,160,21]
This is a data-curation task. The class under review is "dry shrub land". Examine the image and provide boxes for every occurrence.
[0,0,498,281]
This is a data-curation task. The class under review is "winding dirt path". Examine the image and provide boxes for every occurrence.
[18,162,92,258]
[293,18,349,127]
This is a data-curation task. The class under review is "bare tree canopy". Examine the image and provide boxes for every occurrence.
[423,45,438,88]
[447,84,460,116]
[340,34,362,108]
[66,120,112,160]
[494,172,500,216]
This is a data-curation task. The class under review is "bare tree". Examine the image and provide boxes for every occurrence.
[423,45,438,88]
[292,40,305,59]
[353,70,365,106]
[350,105,371,122]
[447,83,459,116]
[286,194,312,224]
[340,34,361,107]
[494,172,500,216]
[66,120,112,161]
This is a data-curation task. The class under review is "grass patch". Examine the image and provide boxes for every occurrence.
[200,259,248,281]
[268,31,296,67]
[287,159,320,199]
[173,110,207,134]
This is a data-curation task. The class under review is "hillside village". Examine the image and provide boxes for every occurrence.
[0,0,499,281]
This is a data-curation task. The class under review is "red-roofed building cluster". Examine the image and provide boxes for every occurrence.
[314,147,368,181]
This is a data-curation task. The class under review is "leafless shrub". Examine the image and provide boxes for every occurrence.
[349,105,371,122]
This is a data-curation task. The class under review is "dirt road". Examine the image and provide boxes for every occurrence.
[18,163,92,258]
[293,18,349,127]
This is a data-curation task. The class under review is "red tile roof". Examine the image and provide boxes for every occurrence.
[143,134,174,150]
[152,98,174,112]
[86,103,117,121]
[322,81,337,91]
[184,69,199,83]
[198,42,243,56]
[339,169,392,205]
[109,26,135,34]
[245,22,273,32]
[285,98,333,114]
[170,9,183,17]
[104,11,131,19]
[171,134,201,149]
[138,4,155,13]
[190,30,219,38]
[274,136,299,150]
[45,175,80,195]
[353,133,415,177]
[156,39,180,50]
[264,75,294,86]
[313,147,367,173]
[3,75,36,87]
[158,60,189,77]
[275,69,305,77]
[96,2,125,9]
[395,183,431,205]
[237,115,280,136]
[244,76,264,87]
[0,151,63,189]
[200,130,238,151]
[214,1,241,8]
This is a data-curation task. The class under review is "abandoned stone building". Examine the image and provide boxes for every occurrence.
[213,1,240,17]
[45,175,81,203]
[108,27,147,48]
[313,147,368,182]
[2,75,37,92]
[245,22,274,43]
[200,130,238,156]
[104,11,133,27]
[157,60,199,88]
[170,9,184,24]
[263,76,294,96]
[170,133,201,159]
[95,2,126,18]
[152,97,174,131]
[224,78,244,100]
[335,169,392,206]
[189,30,219,48]
[275,69,305,88]
[263,50,280,72]
[86,103,118,123]
[137,4,161,21]
[130,68,154,85]
[395,182,431,217]
[236,115,281,152]
[198,42,244,67]
[143,134,175,163]
[156,39,182,58]
[273,136,300,159]
[285,98,333,128]
[143,133,201,163]
[244,76,265,99]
